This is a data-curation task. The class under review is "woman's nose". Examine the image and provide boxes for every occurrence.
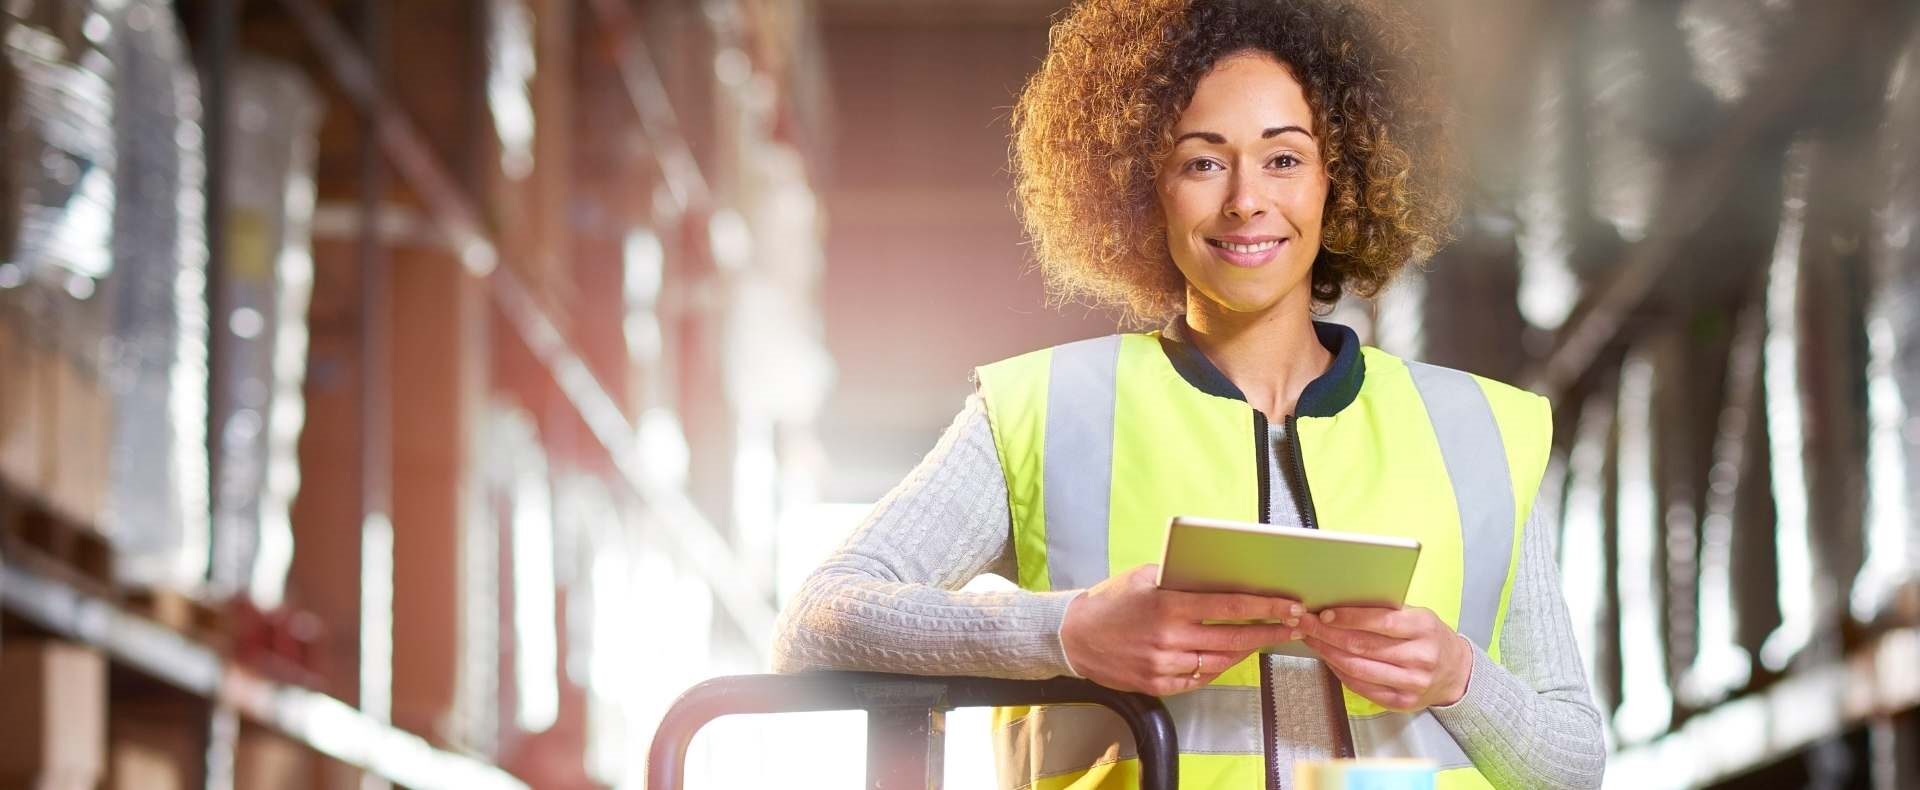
[1222,173,1267,220]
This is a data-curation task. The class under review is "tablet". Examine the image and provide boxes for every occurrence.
[1155,515,1420,611]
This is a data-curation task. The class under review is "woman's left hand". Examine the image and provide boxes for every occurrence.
[1294,606,1474,712]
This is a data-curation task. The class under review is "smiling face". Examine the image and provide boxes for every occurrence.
[1156,50,1329,318]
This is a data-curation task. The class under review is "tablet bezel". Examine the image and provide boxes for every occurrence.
[1153,515,1422,612]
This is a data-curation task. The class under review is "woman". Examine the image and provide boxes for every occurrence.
[773,0,1606,787]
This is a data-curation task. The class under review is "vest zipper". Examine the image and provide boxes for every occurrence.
[1284,415,1318,530]
[1287,413,1358,761]
[1255,411,1280,790]
[1253,411,1273,526]
[1261,654,1280,790]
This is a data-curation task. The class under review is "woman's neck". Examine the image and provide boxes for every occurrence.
[1182,288,1332,419]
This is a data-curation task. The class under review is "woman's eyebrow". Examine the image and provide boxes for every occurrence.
[1173,125,1314,145]
[1174,130,1227,145]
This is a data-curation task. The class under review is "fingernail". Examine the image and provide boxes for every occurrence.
[1289,603,1302,617]
[1285,616,1299,627]
[1285,629,1298,641]
[1320,610,1336,623]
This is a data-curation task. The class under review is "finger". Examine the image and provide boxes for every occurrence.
[1165,590,1302,624]
[1299,619,1446,673]
[1194,650,1248,678]
[1316,606,1431,639]
[1128,564,1163,587]
[1182,622,1297,653]
[1192,651,1247,686]
[1201,592,1304,623]
[1303,635,1423,692]
[1147,651,1243,696]
[1295,616,1396,657]
[1148,648,1238,676]
[1323,667,1422,712]
[1149,648,1201,677]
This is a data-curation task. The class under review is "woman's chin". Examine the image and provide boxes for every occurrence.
[1180,263,1315,319]
[1190,288,1295,318]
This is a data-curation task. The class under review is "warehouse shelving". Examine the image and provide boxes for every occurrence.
[0,558,528,790]
[1608,621,1920,787]
[272,0,780,642]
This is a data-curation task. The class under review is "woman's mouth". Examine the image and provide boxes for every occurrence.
[1206,237,1285,267]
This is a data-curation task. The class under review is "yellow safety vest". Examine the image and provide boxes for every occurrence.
[972,322,1550,790]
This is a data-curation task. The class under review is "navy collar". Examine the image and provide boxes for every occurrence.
[1157,318,1365,418]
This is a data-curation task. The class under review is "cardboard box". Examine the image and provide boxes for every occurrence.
[0,641,106,788]
[43,349,110,528]
[0,317,46,497]
[235,728,310,790]
[107,700,203,790]
[104,739,185,790]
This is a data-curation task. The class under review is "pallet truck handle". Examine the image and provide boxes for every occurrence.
[645,671,1178,790]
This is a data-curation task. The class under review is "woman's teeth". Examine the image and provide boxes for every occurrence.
[1209,239,1280,253]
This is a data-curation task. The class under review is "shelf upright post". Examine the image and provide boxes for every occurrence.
[354,0,396,785]
[195,1,241,788]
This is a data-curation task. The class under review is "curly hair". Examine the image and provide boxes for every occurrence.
[1010,0,1457,325]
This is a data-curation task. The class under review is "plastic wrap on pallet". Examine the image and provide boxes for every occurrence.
[2,2,212,589]
[1,17,116,517]
[0,33,34,495]
[93,0,211,588]
[2,24,114,288]
[208,57,321,607]
[2,1,89,58]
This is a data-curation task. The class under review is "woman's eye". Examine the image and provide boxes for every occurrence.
[1270,154,1300,169]
[1188,159,1222,173]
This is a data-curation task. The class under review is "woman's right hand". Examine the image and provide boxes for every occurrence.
[1060,564,1302,696]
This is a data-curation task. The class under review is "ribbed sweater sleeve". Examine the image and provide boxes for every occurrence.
[1430,505,1609,788]
[769,395,1079,679]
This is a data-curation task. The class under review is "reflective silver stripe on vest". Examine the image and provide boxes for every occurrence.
[1349,709,1474,770]
[1405,362,1516,651]
[1379,362,1518,771]
[994,686,1264,788]
[1043,335,1122,590]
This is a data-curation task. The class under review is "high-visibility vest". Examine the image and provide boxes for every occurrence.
[972,322,1551,790]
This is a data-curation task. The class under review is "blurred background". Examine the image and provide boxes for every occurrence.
[1,0,1919,788]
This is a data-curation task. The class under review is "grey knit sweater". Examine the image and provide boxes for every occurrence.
[773,396,1607,789]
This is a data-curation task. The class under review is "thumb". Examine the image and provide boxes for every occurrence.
[1130,564,1162,585]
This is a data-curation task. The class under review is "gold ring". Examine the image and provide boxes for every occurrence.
[1190,652,1204,681]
